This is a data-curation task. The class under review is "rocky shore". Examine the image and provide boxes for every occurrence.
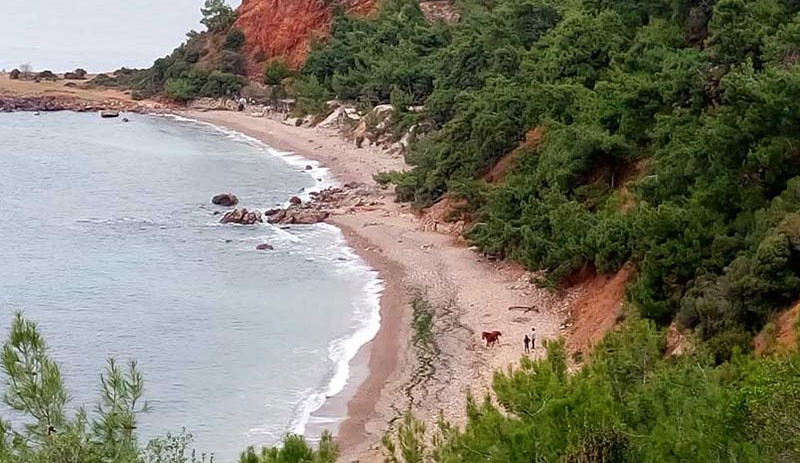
[0,73,170,114]
[0,94,164,113]
[215,183,386,228]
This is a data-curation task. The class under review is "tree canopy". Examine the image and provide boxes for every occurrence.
[295,0,800,359]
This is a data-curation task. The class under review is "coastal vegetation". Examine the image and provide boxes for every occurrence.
[279,0,800,459]
[23,0,800,460]
[112,0,248,101]
[383,315,800,462]
[290,0,800,361]
[4,309,798,462]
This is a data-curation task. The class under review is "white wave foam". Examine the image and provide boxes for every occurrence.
[286,224,383,437]
[154,114,383,441]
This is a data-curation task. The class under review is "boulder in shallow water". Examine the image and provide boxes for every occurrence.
[289,196,302,206]
[212,193,239,207]
[241,210,263,225]
[220,208,263,225]
[219,208,244,224]
[266,209,329,225]
[219,208,264,225]
[255,243,274,251]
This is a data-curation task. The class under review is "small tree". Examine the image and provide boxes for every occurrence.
[201,0,235,33]
[224,29,246,51]
[0,313,150,461]
[263,59,294,85]
[238,431,337,463]
[218,50,247,76]
[165,78,197,101]
[19,63,33,79]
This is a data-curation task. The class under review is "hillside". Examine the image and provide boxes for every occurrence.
[61,0,800,460]
[286,0,800,457]
[288,0,800,361]
[236,0,376,72]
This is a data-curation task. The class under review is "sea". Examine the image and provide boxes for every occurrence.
[0,111,382,461]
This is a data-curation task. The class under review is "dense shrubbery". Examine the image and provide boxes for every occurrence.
[295,0,800,355]
[116,0,247,101]
[302,0,450,106]
[384,317,800,463]
[239,433,337,463]
[263,59,294,86]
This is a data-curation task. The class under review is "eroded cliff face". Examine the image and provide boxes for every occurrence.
[235,0,376,72]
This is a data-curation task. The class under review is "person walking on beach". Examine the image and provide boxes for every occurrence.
[530,327,536,350]
[523,334,531,354]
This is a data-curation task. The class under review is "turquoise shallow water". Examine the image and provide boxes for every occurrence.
[0,112,381,461]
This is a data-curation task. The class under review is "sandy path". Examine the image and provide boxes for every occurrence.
[185,110,577,462]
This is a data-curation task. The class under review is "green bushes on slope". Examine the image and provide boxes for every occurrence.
[384,318,800,463]
[118,1,248,101]
[295,0,800,356]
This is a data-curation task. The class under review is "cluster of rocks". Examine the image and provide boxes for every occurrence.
[219,208,263,225]
[0,95,75,112]
[267,183,383,223]
[213,183,380,228]
[235,100,423,156]
[265,207,330,225]
[324,102,423,155]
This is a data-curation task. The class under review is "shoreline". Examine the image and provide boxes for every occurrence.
[166,112,387,442]
[325,221,407,456]
[0,82,398,453]
[1,73,579,462]
[183,110,577,463]
[184,110,412,456]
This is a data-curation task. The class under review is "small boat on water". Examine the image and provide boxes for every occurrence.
[100,110,120,118]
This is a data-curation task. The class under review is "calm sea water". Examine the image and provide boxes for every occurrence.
[0,112,381,461]
[0,0,241,72]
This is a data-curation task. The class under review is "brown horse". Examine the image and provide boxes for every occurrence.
[482,331,502,347]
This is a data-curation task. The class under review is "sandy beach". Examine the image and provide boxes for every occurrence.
[0,72,591,461]
[186,110,582,462]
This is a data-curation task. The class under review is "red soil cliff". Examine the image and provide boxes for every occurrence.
[235,0,376,72]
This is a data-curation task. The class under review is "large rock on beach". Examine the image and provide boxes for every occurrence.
[212,193,239,207]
